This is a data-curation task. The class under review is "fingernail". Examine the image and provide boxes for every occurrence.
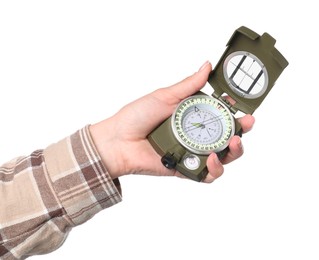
[206,173,216,183]
[237,138,244,151]
[214,153,222,165]
[198,61,210,72]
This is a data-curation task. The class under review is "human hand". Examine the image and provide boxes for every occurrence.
[90,61,255,183]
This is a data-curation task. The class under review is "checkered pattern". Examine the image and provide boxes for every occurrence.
[0,126,122,259]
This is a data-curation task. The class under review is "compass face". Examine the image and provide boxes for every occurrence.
[171,95,234,155]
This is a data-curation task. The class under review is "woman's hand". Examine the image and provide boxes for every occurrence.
[90,61,255,183]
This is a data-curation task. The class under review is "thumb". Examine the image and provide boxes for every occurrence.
[167,61,212,101]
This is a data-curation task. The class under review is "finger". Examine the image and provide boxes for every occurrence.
[237,114,255,133]
[220,135,244,165]
[223,95,236,105]
[203,153,224,183]
[165,61,212,103]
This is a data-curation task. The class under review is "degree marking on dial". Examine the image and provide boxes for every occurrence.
[206,128,212,137]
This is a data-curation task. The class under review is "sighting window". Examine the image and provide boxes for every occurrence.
[223,51,268,99]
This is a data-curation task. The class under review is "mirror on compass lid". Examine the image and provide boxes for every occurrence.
[223,51,269,99]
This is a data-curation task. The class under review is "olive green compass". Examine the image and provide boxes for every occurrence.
[148,26,288,182]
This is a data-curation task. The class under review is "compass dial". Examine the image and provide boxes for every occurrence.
[171,95,234,155]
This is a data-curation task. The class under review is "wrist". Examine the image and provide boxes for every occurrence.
[89,118,126,179]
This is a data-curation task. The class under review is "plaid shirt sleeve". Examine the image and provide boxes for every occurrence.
[0,126,122,259]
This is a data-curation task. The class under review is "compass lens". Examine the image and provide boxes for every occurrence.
[183,154,201,170]
[224,51,268,99]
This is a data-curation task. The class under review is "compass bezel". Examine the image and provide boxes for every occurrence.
[171,95,235,155]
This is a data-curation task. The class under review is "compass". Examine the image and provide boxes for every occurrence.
[148,26,288,182]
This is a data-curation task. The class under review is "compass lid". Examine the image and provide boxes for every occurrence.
[208,26,289,115]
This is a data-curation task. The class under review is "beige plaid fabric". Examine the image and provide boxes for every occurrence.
[0,126,122,259]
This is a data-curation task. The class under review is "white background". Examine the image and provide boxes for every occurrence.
[0,1,318,259]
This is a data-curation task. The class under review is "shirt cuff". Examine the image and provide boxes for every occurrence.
[43,125,122,226]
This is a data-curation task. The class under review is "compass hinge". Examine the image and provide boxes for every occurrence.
[229,105,238,114]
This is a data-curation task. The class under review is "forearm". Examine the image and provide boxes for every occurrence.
[0,126,122,259]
